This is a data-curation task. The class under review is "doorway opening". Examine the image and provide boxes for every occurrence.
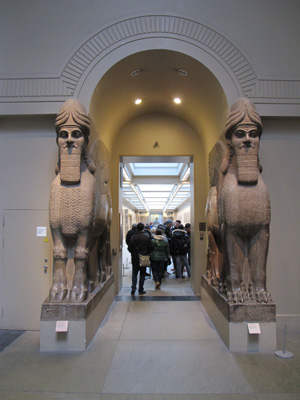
[119,156,193,297]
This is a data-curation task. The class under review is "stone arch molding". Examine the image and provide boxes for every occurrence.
[0,14,299,108]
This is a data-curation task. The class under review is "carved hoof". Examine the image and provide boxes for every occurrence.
[49,288,68,302]
[70,288,88,303]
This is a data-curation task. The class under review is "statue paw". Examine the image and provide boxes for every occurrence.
[99,272,107,283]
[49,287,68,302]
[227,290,244,303]
[70,288,88,302]
[256,290,272,303]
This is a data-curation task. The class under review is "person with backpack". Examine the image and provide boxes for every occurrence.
[128,222,154,295]
[170,224,191,282]
[150,229,170,290]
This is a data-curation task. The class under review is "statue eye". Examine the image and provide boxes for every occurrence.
[235,131,245,139]
[249,130,258,138]
[59,130,68,139]
[72,130,83,139]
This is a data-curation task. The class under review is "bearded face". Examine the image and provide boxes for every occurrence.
[57,125,85,184]
[229,123,260,184]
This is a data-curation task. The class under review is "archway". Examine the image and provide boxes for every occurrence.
[88,49,229,295]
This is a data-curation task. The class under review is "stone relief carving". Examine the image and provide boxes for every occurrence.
[206,98,272,303]
[49,99,112,302]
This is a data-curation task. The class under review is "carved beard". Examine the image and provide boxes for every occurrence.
[235,145,259,184]
[59,144,82,184]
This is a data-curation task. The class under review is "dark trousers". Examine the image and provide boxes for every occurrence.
[151,260,165,284]
[132,261,146,293]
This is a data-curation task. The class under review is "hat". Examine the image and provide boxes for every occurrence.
[164,219,173,225]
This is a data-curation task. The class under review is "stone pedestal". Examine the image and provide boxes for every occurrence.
[40,273,114,352]
[201,275,276,352]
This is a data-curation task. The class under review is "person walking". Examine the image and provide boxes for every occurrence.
[126,223,137,247]
[128,222,154,295]
[170,224,191,282]
[150,229,170,290]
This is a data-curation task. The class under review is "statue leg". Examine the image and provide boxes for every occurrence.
[70,233,89,302]
[106,225,112,269]
[225,229,246,303]
[49,231,68,302]
[248,226,272,303]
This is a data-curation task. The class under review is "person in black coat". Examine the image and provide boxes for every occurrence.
[128,222,154,295]
[170,224,191,282]
[126,223,137,248]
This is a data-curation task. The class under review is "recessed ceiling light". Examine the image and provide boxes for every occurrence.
[131,69,141,77]
[174,97,181,104]
[135,99,142,105]
[177,69,187,76]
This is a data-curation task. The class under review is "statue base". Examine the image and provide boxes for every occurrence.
[40,273,114,352]
[201,275,276,352]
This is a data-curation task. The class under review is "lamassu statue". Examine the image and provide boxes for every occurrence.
[206,98,272,303]
[49,99,112,302]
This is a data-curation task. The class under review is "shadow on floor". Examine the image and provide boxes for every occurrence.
[0,330,25,352]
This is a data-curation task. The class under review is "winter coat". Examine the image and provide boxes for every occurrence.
[129,231,154,256]
[150,235,170,262]
[126,227,137,248]
[170,229,190,255]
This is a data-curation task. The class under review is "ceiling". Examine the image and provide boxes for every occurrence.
[122,160,190,213]
[90,49,228,213]
[90,49,227,150]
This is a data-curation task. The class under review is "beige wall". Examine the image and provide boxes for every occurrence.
[110,114,207,295]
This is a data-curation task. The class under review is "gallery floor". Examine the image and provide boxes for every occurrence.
[0,256,299,400]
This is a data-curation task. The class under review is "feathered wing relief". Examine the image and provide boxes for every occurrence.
[206,98,272,304]
[49,99,112,303]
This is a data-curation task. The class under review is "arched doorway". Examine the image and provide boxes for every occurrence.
[88,49,229,295]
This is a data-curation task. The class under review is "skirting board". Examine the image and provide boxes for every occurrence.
[201,275,276,352]
[40,274,114,352]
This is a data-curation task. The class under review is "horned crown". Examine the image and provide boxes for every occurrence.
[224,98,262,140]
[55,99,90,144]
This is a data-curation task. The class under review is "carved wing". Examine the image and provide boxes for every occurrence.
[208,141,227,188]
[89,139,111,195]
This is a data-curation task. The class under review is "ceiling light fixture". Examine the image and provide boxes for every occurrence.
[177,69,187,76]
[135,98,142,105]
[174,97,181,104]
[131,69,141,77]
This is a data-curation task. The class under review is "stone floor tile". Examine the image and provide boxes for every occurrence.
[119,308,221,341]
[102,340,253,394]
[232,351,300,393]
[0,392,100,400]
[256,394,300,400]
[99,394,217,400]
[0,331,117,394]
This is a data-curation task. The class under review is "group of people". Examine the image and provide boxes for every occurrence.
[126,219,191,295]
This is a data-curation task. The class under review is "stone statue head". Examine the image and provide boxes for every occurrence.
[224,98,262,140]
[55,99,90,145]
[55,99,92,184]
[224,98,263,183]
